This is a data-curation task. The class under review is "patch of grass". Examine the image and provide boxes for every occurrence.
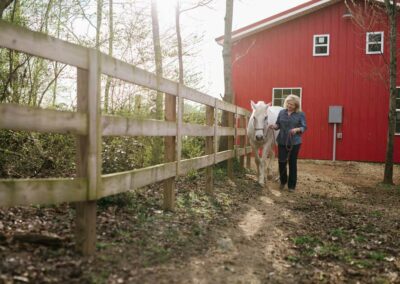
[354,235,367,243]
[318,243,341,258]
[368,251,386,261]
[330,228,346,238]
[293,235,320,246]
[353,259,373,268]
[370,210,384,218]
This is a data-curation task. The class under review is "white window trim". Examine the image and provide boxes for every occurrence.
[313,34,330,56]
[366,31,384,54]
[396,86,400,135]
[272,87,303,108]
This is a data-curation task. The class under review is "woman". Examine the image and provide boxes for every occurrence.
[270,95,307,192]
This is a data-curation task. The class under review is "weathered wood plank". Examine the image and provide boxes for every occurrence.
[218,126,235,136]
[239,116,246,167]
[101,54,178,96]
[236,147,246,157]
[236,128,246,136]
[216,100,236,114]
[102,115,213,137]
[180,155,214,175]
[102,116,176,136]
[0,20,88,69]
[86,50,102,201]
[176,87,183,175]
[245,146,253,154]
[245,117,252,168]
[236,107,250,116]
[215,150,235,164]
[0,178,86,207]
[0,104,86,135]
[164,92,176,211]
[99,162,176,198]
[205,105,214,194]
[74,54,101,256]
[182,123,214,136]
[179,85,215,107]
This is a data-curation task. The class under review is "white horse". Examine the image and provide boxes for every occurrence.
[247,101,282,186]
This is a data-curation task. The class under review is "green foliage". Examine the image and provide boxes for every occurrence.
[102,137,145,174]
[0,130,75,178]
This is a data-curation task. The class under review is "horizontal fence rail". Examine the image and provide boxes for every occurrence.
[0,19,253,254]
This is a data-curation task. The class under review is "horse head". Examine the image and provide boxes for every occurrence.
[250,100,271,142]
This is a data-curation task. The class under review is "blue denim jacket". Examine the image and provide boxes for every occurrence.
[275,109,307,145]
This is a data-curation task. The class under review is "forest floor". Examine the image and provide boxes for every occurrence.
[1,160,400,284]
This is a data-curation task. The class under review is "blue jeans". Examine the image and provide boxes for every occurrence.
[278,144,301,189]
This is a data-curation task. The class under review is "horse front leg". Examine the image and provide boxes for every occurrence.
[258,145,269,185]
[253,146,263,185]
[265,142,275,180]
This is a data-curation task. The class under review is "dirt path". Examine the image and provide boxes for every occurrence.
[130,160,400,284]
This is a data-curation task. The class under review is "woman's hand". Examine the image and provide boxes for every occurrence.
[290,128,301,134]
[269,124,277,130]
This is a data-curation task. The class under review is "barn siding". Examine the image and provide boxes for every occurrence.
[232,1,400,163]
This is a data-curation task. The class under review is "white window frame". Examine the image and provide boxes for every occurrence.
[272,87,303,108]
[313,34,330,56]
[396,86,400,135]
[366,31,384,54]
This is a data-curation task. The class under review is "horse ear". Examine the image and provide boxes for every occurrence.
[266,102,271,107]
[251,100,256,110]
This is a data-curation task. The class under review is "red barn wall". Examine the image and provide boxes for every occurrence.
[232,1,400,163]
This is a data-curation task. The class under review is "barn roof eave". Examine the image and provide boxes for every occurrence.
[216,0,342,45]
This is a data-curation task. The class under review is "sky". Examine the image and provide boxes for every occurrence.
[157,0,310,98]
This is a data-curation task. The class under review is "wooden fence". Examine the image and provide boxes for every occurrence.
[0,20,252,255]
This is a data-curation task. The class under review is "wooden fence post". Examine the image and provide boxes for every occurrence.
[227,111,234,179]
[205,104,214,194]
[239,115,245,168]
[75,50,101,255]
[245,116,251,169]
[164,89,176,211]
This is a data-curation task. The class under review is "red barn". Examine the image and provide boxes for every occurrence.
[218,0,400,163]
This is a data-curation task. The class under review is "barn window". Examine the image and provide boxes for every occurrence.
[313,34,329,56]
[366,32,384,54]
[396,88,400,135]
[272,88,302,108]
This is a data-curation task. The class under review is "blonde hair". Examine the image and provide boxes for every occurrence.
[283,94,301,112]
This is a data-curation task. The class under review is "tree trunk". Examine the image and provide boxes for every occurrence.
[52,0,62,106]
[176,1,184,84]
[219,0,234,153]
[383,0,397,185]
[96,0,103,49]
[150,0,164,165]
[222,0,234,104]
[104,0,113,113]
